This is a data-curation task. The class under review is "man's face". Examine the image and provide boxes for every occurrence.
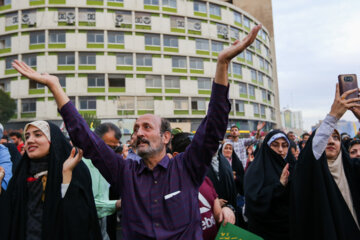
[10,136,20,145]
[102,130,120,150]
[230,127,239,138]
[288,133,295,141]
[349,143,360,158]
[325,132,341,160]
[133,114,169,159]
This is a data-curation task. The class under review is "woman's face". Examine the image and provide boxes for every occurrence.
[25,125,50,159]
[270,137,289,159]
[223,144,233,159]
[325,132,341,161]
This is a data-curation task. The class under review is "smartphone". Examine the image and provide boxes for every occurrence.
[338,74,358,100]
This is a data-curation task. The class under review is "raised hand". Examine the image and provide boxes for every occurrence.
[280,163,290,186]
[62,147,83,184]
[350,89,360,120]
[330,84,360,120]
[12,60,60,88]
[218,25,262,64]
[257,121,266,131]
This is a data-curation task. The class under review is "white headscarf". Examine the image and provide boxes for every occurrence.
[24,120,51,142]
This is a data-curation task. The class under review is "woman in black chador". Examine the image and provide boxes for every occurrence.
[244,130,295,240]
[0,120,101,240]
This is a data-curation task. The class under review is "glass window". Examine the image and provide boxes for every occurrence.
[57,8,75,23]
[55,75,66,87]
[79,52,96,65]
[136,54,152,66]
[108,0,123,2]
[261,89,267,101]
[0,35,11,49]
[29,31,45,45]
[234,12,241,24]
[117,53,133,65]
[163,35,178,48]
[163,0,176,8]
[198,77,211,90]
[237,51,245,59]
[79,97,96,110]
[194,1,206,13]
[190,57,203,70]
[259,57,264,69]
[145,34,160,46]
[5,12,18,27]
[248,85,255,97]
[212,41,223,53]
[258,72,264,84]
[170,16,185,29]
[230,27,239,40]
[244,16,250,28]
[22,54,37,67]
[29,80,44,89]
[268,78,273,89]
[191,98,206,110]
[235,100,244,113]
[135,12,152,25]
[0,79,11,92]
[117,96,134,109]
[239,82,247,95]
[188,18,202,31]
[233,63,242,75]
[255,39,261,50]
[196,38,209,51]
[253,103,259,114]
[216,23,228,36]
[246,51,253,62]
[144,0,159,5]
[251,69,257,80]
[79,9,96,23]
[165,76,180,88]
[173,97,188,110]
[2,0,11,6]
[88,74,105,87]
[172,56,186,68]
[109,74,125,87]
[137,97,154,109]
[87,31,104,43]
[49,31,66,43]
[145,75,161,88]
[22,99,36,113]
[5,55,17,69]
[108,31,124,44]
[265,61,270,71]
[209,4,221,17]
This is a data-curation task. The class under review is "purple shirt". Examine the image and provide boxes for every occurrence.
[59,82,230,240]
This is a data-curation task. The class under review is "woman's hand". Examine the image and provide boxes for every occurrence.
[280,163,290,186]
[62,148,83,184]
[218,206,236,226]
[329,84,360,120]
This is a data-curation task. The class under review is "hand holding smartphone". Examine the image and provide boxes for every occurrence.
[338,74,358,100]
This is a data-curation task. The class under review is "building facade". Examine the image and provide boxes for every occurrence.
[0,0,279,133]
[280,108,304,135]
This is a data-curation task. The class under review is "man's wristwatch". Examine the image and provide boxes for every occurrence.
[224,204,236,214]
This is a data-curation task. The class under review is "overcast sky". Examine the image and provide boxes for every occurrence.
[272,0,360,130]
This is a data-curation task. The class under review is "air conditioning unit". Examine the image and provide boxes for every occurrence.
[28,20,36,26]
[67,12,75,25]
[115,14,123,27]
[143,16,151,25]
[223,33,229,39]
[176,19,184,28]
[12,16,18,24]
[193,22,201,30]
[87,13,95,21]
[22,14,30,24]
[58,12,67,21]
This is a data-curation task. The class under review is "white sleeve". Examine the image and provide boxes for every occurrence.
[312,114,338,160]
[61,183,70,198]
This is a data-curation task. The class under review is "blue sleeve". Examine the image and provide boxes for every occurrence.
[0,145,13,190]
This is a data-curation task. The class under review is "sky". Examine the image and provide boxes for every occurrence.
[272,0,360,130]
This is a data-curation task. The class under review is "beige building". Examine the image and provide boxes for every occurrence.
[0,0,279,133]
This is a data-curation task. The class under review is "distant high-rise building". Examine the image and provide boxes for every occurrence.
[0,0,280,133]
[281,108,303,130]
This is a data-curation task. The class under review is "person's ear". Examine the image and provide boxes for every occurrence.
[162,131,172,145]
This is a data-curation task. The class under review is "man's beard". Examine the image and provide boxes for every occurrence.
[136,137,164,159]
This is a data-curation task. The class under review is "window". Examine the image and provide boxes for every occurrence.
[251,69,257,80]
[230,27,239,40]
[79,52,96,65]
[216,23,228,36]
[163,35,178,48]
[5,55,16,69]
[212,41,223,53]
[170,16,185,29]
[265,47,270,58]
[188,18,202,31]
[255,39,261,51]
[234,12,241,24]
[248,85,255,97]
[253,103,259,115]
[5,12,18,28]
[261,89,267,101]
[145,34,160,46]
[196,38,209,51]
[191,98,206,110]
[265,61,270,71]
[22,10,36,26]
[49,31,66,43]
[268,78,273,89]
[237,51,244,59]
[55,75,66,87]
[109,74,125,87]
[260,105,266,116]
[209,4,221,17]
[108,31,124,44]
[87,31,104,43]
[0,78,11,92]
[194,1,206,13]
[117,96,134,110]
[135,12,151,25]
[172,56,186,68]
[198,77,211,90]
[109,0,123,2]
[233,63,242,75]
[80,97,96,110]
[271,108,275,120]
[22,99,36,113]
[246,51,253,62]
[136,54,152,66]
[114,10,131,25]
[165,76,180,88]
[29,31,45,45]
[117,53,133,65]
[58,53,74,65]
[235,100,244,113]
[144,0,159,5]
[258,72,264,84]
[137,97,154,109]
[145,75,161,88]
[244,16,250,28]
[88,74,105,87]
[173,97,188,110]
[239,82,247,95]
[29,80,44,89]
[259,57,264,69]
[79,9,96,23]
[0,35,11,49]
[163,0,176,8]
[190,57,203,70]
[58,9,75,23]
[1,0,11,6]
[22,54,37,67]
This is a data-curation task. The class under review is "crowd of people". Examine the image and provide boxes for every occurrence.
[0,25,359,240]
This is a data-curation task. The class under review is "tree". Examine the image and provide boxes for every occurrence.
[82,113,101,130]
[0,89,16,123]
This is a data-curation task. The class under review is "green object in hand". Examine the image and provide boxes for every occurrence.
[215,223,263,240]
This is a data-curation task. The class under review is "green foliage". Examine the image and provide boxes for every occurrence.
[0,89,16,123]
[82,113,101,130]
